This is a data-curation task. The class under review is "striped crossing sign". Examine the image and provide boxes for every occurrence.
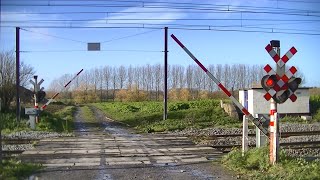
[265,44,297,68]
[263,42,300,103]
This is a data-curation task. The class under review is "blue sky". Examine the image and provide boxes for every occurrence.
[1,0,320,88]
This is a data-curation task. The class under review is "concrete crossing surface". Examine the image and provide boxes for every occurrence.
[22,107,235,180]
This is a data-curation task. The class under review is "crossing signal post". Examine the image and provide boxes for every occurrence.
[29,76,45,126]
[36,91,46,103]
[263,40,302,165]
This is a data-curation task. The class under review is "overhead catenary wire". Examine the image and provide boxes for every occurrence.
[100,29,160,43]
[20,27,160,44]
[2,25,320,36]
[21,28,87,43]
[3,9,320,18]
[4,18,320,22]
[20,49,163,53]
[10,21,320,34]
[11,22,320,34]
[267,0,320,4]
[7,0,320,4]
[2,0,319,36]
[2,1,320,13]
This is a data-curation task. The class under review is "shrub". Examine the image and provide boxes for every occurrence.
[169,102,190,111]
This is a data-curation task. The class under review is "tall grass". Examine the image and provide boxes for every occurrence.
[0,112,29,133]
[36,106,76,132]
[222,147,320,180]
[0,159,42,179]
[310,95,320,121]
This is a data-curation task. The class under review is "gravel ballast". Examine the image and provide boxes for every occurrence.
[2,131,73,151]
[170,123,320,158]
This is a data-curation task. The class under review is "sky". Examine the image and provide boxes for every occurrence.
[1,0,320,89]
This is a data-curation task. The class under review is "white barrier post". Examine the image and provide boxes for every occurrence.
[242,115,248,156]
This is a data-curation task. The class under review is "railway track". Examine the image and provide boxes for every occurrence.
[208,131,320,153]
[212,141,320,150]
[211,130,320,138]
[1,131,319,157]
[2,138,39,144]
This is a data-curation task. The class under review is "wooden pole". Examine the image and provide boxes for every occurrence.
[16,27,21,122]
[163,27,168,120]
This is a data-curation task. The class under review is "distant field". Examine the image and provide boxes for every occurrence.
[92,100,240,133]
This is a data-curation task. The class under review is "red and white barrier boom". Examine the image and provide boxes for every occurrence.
[41,69,84,110]
[171,34,269,136]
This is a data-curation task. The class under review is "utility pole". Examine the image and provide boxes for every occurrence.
[16,27,21,122]
[163,27,168,120]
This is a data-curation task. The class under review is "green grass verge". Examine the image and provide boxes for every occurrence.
[310,95,320,121]
[0,112,30,133]
[36,105,76,132]
[0,159,42,180]
[1,104,76,133]
[222,147,320,180]
[92,100,240,133]
[80,105,96,123]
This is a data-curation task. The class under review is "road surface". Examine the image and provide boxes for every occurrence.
[22,106,236,180]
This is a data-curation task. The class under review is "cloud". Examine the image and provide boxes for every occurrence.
[85,7,186,27]
[199,0,271,19]
[1,11,59,42]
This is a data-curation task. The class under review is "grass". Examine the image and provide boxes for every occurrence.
[0,112,30,133]
[80,105,96,123]
[222,146,320,180]
[0,104,75,179]
[0,104,76,134]
[0,159,42,180]
[92,100,240,133]
[310,95,320,121]
[36,105,76,132]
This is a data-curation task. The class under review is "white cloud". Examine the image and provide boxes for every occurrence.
[1,11,59,42]
[85,7,186,27]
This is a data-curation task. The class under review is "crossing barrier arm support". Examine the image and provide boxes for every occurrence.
[171,34,269,136]
[41,69,83,110]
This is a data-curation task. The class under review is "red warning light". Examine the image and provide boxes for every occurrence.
[266,78,275,87]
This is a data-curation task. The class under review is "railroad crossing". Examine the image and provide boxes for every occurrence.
[19,107,234,180]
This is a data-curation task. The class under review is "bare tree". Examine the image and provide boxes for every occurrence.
[127,65,134,89]
[111,67,117,101]
[186,65,194,91]
[118,65,127,89]
[103,66,111,100]
[154,64,162,100]
[0,51,35,112]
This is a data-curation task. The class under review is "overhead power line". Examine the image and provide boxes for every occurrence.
[4,18,320,22]
[20,49,163,53]
[7,0,320,4]
[21,28,87,43]
[2,1,320,13]
[3,9,320,18]
[13,22,320,33]
[2,25,320,36]
[100,29,160,43]
[267,0,320,4]
[20,27,161,44]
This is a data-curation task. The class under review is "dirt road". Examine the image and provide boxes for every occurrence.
[23,106,236,180]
